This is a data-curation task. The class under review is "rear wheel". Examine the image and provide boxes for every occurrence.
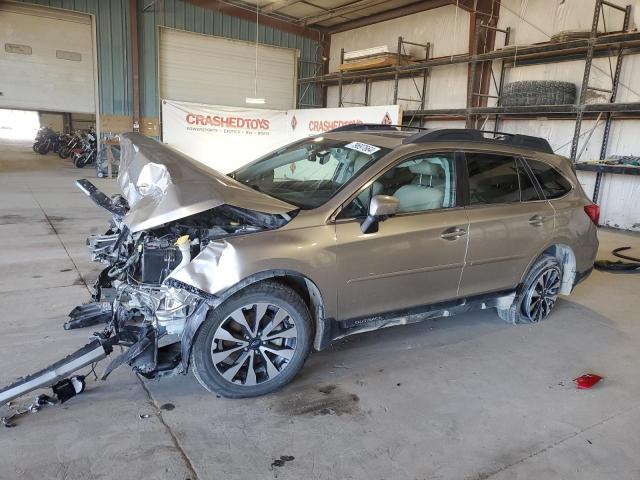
[191,281,312,398]
[497,254,562,324]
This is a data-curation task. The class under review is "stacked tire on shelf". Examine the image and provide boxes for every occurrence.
[501,81,577,107]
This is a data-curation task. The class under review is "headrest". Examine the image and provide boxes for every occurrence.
[409,159,441,176]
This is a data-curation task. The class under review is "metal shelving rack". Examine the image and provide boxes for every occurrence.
[297,0,640,194]
[586,1,632,203]
[333,37,431,108]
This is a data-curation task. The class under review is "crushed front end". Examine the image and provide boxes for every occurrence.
[84,199,279,381]
[0,133,295,406]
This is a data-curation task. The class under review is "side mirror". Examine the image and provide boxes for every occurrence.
[361,195,400,234]
[369,195,400,217]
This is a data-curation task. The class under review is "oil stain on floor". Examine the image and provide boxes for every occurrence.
[273,384,361,417]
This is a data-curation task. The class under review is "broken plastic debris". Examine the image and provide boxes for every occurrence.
[574,374,603,389]
[1,394,58,427]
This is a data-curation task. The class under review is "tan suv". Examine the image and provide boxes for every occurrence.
[0,128,599,403]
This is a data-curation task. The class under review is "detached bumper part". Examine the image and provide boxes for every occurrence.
[0,338,115,406]
[65,302,112,330]
[102,328,155,380]
[75,179,128,218]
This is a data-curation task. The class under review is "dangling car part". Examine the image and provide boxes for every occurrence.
[0,337,115,405]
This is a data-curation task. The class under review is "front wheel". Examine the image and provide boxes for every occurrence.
[497,254,562,324]
[191,281,312,398]
[74,154,88,168]
[36,142,50,155]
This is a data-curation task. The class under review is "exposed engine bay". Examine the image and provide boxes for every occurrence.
[0,133,295,406]
[84,200,288,380]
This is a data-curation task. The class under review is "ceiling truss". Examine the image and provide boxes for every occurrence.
[185,0,472,35]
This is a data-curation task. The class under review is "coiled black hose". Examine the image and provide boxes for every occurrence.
[594,247,640,273]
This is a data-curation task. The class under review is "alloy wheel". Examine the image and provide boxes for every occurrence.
[210,302,298,386]
[523,266,561,322]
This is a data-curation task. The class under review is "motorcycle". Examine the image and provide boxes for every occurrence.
[32,126,59,154]
[58,131,83,159]
[72,131,97,168]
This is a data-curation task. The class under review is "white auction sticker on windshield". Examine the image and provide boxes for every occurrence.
[345,141,381,155]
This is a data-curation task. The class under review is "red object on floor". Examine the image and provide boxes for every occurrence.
[574,374,603,389]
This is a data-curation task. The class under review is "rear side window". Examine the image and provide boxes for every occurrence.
[518,159,541,202]
[526,159,572,199]
[466,153,520,204]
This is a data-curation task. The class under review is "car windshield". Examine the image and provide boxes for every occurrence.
[232,137,390,209]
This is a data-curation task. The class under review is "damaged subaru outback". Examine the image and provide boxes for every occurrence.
[0,127,598,401]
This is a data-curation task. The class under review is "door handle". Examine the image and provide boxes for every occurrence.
[528,215,546,226]
[441,227,467,240]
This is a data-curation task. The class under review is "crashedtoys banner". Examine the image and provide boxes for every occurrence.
[161,99,401,173]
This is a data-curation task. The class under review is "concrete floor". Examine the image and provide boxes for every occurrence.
[1,141,640,480]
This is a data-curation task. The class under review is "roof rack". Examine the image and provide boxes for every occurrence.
[402,129,554,154]
[327,123,429,133]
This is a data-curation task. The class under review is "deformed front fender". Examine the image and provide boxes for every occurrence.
[167,239,243,295]
[168,224,337,361]
[166,225,337,315]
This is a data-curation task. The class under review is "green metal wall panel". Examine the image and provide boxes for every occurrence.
[13,0,321,119]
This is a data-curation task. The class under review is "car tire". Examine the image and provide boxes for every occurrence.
[497,254,562,324]
[191,281,313,398]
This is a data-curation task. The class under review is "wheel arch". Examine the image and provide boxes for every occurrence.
[521,243,577,296]
[181,269,329,372]
[218,270,327,347]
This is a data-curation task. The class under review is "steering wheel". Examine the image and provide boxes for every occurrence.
[352,196,368,216]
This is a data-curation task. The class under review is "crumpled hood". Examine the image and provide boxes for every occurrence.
[118,133,295,232]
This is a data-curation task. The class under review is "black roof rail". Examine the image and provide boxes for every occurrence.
[326,123,429,133]
[402,128,554,154]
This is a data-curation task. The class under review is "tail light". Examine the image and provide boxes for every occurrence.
[584,204,600,225]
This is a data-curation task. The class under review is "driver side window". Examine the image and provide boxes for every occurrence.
[338,153,457,218]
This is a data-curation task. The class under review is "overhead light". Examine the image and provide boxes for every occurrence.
[245,97,266,104]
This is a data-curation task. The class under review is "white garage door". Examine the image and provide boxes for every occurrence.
[0,3,96,113]
[159,27,297,110]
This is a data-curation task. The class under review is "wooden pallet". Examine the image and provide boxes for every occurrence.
[338,53,413,72]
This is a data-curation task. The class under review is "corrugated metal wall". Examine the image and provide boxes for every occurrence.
[14,0,132,116]
[14,0,322,118]
[138,0,322,118]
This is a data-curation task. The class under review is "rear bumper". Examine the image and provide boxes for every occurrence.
[573,266,593,288]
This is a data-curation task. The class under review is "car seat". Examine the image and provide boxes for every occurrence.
[393,160,444,212]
